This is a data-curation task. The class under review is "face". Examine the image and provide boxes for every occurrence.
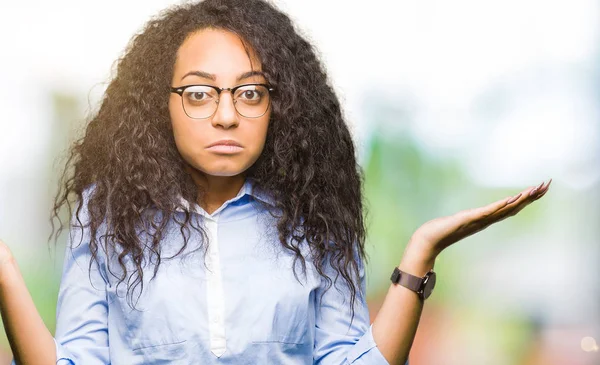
[169,28,271,181]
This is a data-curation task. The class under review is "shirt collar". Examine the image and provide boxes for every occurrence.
[174,177,276,214]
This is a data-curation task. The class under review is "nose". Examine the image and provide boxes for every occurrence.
[211,91,239,129]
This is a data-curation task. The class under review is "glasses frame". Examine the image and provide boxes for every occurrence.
[170,83,275,119]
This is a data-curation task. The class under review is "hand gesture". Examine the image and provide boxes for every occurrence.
[407,179,552,263]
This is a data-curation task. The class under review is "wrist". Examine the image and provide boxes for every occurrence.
[398,257,434,277]
[0,256,20,288]
[399,238,437,277]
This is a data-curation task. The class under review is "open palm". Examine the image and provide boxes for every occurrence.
[412,179,552,258]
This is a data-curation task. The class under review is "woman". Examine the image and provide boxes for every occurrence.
[0,0,551,364]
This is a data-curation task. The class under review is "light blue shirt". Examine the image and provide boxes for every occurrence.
[11,177,403,364]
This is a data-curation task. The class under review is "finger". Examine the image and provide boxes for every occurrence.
[455,180,550,236]
[497,180,550,219]
[533,178,552,200]
[508,182,545,205]
[529,179,553,199]
[463,194,517,223]
[528,181,545,197]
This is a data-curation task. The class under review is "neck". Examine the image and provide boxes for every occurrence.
[185,166,246,215]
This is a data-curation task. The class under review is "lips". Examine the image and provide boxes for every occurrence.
[207,139,242,148]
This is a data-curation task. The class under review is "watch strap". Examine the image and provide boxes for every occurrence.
[390,267,423,293]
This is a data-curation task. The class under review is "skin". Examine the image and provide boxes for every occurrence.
[169,28,271,214]
[372,179,552,364]
[0,26,553,365]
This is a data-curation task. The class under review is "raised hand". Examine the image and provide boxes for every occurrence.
[406,179,552,264]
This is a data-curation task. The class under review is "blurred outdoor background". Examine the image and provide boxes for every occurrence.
[0,0,598,364]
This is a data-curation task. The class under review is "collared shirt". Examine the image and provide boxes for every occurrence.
[11,178,403,365]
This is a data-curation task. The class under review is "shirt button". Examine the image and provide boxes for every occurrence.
[213,315,220,323]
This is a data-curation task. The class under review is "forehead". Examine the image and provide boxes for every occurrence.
[173,28,262,79]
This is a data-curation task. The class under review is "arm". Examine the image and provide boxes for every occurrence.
[371,181,551,364]
[370,239,434,365]
[312,246,409,365]
[1,189,111,365]
[0,253,57,365]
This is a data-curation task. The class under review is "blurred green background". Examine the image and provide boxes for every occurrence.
[1,0,598,364]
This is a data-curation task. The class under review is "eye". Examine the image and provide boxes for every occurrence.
[188,92,207,101]
[183,86,216,104]
[242,90,260,100]
[235,86,265,103]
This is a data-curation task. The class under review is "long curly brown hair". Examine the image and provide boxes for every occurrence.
[51,0,369,324]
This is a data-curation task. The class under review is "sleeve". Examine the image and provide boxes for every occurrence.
[11,189,111,365]
[312,248,409,365]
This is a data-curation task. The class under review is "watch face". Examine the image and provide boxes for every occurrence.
[422,271,436,300]
[390,268,401,283]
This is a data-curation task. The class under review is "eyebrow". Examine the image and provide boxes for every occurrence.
[180,70,266,82]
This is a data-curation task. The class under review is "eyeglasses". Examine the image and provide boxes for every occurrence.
[170,83,274,119]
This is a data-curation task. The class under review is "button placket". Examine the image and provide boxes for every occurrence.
[204,216,227,357]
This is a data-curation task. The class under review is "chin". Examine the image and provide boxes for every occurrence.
[186,151,259,178]
[199,162,251,177]
[202,170,245,177]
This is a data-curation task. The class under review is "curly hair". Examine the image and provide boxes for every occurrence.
[51,0,369,324]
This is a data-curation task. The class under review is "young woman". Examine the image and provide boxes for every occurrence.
[0,0,551,364]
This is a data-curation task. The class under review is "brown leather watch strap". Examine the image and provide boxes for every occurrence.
[390,267,423,293]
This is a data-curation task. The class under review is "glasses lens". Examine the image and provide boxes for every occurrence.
[182,85,219,119]
[233,85,271,118]
[181,84,271,119]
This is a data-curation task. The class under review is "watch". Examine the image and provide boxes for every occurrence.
[390,267,436,301]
